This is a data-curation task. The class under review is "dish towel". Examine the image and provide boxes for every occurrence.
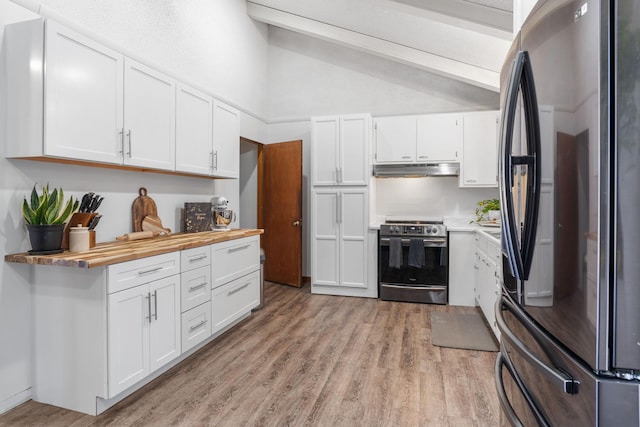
[408,238,425,268]
[389,238,403,269]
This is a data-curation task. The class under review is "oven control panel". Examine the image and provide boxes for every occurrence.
[380,223,446,237]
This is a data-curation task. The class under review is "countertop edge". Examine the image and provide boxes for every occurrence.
[4,229,264,268]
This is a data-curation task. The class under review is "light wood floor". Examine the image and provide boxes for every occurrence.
[0,282,500,426]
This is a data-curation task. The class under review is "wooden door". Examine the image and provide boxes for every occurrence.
[262,140,303,287]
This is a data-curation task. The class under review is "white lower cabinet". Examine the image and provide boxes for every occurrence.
[107,269,181,398]
[474,231,501,339]
[460,111,500,187]
[28,235,261,416]
[448,231,477,306]
[211,270,260,333]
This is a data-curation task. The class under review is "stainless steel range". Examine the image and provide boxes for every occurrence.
[378,217,448,304]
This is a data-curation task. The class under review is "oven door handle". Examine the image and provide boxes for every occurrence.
[379,238,447,247]
[380,284,447,291]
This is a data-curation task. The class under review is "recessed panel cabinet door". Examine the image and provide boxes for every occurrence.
[460,111,499,187]
[212,100,240,178]
[339,189,368,288]
[123,58,176,170]
[107,285,149,398]
[311,190,340,286]
[340,115,370,185]
[148,275,181,373]
[416,113,462,162]
[45,20,123,163]
[311,117,339,185]
[175,84,213,175]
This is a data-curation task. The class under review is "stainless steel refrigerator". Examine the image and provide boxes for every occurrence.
[495,0,640,425]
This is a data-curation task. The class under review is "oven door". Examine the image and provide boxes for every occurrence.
[378,236,448,304]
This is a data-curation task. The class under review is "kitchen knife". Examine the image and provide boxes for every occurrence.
[79,193,93,212]
[88,215,102,230]
[89,196,103,213]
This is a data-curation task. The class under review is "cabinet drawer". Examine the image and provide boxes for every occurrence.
[181,266,211,312]
[181,246,211,272]
[108,252,180,294]
[211,236,260,289]
[211,271,259,333]
[181,301,212,353]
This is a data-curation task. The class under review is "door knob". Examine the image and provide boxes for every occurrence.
[292,219,302,226]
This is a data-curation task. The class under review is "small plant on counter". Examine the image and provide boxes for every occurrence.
[472,198,500,223]
[22,183,79,225]
[21,183,80,253]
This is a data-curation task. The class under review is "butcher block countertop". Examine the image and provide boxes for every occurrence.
[4,229,263,269]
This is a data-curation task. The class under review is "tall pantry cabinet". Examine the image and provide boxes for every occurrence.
[310,114,374,297]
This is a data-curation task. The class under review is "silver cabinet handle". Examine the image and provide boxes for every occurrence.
[213,150,218,170]
[118,128,124,157]
[189,282,207,291]
[228,282,250,296]
[337,193,342,224]
[189,255,208,263]
[153,290,158,320]
[138,266,163,275]
[227,244,250,253]
[126,130,132,158]
[189,320,208,332]
[466,179,477,183]
[209,151,214,171]
[418,155,428,159]
[146,293,151,323]
[401,155,412,159]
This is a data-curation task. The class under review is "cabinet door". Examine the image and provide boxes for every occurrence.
[212,100,240,178]
[416,113,462,162]
[311,117,339,185]
[175,83,213,175]
[460,111,499,187]
[149,275,181,372]
[211,271,260,334]
[339,114,370,185]
[339,189,368,288]
[108,285,149,398]
[311,190,340,286]
[123,58,176,170]
[448,231,477,306]
[373,116,416,163]
[45,20,123,164]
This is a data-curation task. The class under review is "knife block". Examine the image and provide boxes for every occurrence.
[62,212,97,249]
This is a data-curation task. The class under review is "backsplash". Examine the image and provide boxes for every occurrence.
[373,176,498,222]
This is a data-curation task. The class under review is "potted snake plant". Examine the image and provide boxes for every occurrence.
[22,184,79,253]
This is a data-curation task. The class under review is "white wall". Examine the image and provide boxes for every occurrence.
[239,141,259,229]
[265,28,500,275]
[0,0,268,413]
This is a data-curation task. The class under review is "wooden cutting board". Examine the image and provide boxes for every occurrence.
[132,187,157,232]
[142,214,171,235]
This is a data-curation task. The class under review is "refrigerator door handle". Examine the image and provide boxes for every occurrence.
[519,51,542,280]
[499,51,526,280]
[495,351,551,427]
[498,50,542,281]
[495,296,580,395]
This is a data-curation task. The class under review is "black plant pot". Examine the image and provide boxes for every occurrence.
[26,223,66,254]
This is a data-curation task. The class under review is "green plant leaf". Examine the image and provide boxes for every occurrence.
[52,196,78,225]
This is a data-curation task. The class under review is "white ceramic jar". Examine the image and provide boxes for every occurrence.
[69,225,90,253]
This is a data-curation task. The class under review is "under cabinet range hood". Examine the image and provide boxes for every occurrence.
[373,162,459,177]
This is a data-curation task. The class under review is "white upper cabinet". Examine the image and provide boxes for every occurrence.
[175,84,214,175]
[312,114,371,186]
[44,20,124,164]
[212,100,240,179]
[373,116,416,163]
[123,59,176,170]
[416,113,462,162]
[460,111,500,187]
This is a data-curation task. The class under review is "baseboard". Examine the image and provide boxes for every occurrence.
[0,388,32,415]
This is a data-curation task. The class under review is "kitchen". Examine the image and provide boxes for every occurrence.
[1,0,638,425]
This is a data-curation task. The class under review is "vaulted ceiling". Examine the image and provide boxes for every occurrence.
[247,0,513,92]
